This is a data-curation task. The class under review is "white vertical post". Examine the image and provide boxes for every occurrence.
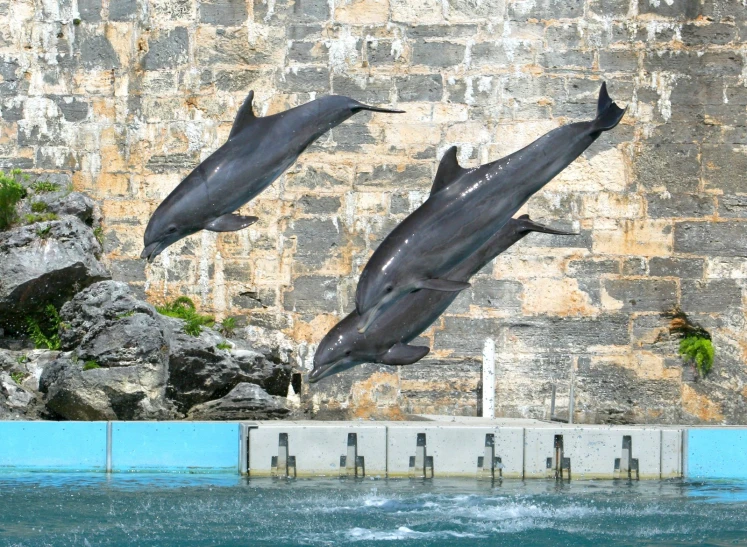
[482,338,496,419]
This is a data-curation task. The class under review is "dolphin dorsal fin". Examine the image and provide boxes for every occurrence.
[229,90,258,139]
[430,146,467,196]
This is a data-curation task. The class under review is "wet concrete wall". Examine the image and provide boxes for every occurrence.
[1,0,745,423]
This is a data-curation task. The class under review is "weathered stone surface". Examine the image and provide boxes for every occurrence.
[200,0,248,25]
[187,382,291,420]
[0,217,110,334]
[0,371,39,419]
[603,279,677,312]
[166,324,293,414]
[674,222,747,257]
[3,0,747,425]
[39,355,174,420]
[142,28,189,70]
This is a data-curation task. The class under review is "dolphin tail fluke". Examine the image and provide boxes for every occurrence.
[353,104,406,114]
[514,214,579,236]
[591,82,626,135]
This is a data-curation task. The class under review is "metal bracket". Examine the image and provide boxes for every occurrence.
[271,433,296,478]
[408,433,434,479]
[546,434,571,480]
[614,435,640,480]
[340,433,365,478]
[477,433,503,480]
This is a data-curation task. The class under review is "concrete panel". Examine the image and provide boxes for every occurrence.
[0,421,107,472]
[687,428,747,479]
[248,422,387,477]
[386,424,524,478]
[111,422,239,473]
[524,427,663,479]
[661,429,683,478]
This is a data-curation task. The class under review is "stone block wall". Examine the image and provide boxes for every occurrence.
[1,0,745,423]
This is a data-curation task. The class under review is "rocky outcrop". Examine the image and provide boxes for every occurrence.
[0,185,298,422]
[0,192,110,334]
[166,324,293,414]
[28,281,295,420]
[187,383,292,420]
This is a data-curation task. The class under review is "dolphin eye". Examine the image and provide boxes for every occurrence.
[386,286,393,293]
[167,225,177,234]
[345,350,351,356]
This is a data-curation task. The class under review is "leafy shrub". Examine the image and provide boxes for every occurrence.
[10,371,26,384]
[30,201,48,213]
[219,317,237,337]
[679,335,715,377]
[0,170,27,230]
[667,307,715,377]
[156,296,214,337]
[93,226,104,246]
[26,304,62,350]
[27,213,58,226]
[31,180,60,193]
[83,360,100,371]
[216,341,232,351]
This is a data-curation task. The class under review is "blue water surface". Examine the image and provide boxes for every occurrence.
[1,473,746,546]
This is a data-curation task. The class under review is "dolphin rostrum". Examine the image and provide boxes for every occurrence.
[310,215,576,383]
[354,82,625,332]
[141,92,404,262]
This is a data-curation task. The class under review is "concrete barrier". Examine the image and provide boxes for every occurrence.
[111,422,239,473]
[245,422,387,477]
[1,420,746,480]
[686,428,747,480]
[0,421,107,472]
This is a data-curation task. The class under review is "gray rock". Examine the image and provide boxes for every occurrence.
[0,370,41,419]
[187,383,291,420]
[43,192,95,224]
[166,322,292,414]
[59,280,160,350]
[36,281,174,420]
[0,216,110,334]
[39,355,174,421]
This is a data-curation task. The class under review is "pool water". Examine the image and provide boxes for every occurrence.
[1,474,746,546]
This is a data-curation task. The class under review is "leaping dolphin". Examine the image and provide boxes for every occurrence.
[310,215,576,383]
[354,82,625,332]
[141,92,404,262]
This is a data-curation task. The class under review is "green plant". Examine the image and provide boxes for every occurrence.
[26,304,61,350]
[216,341,232,351]
[0,169,27,230]
[156,296,214,337]
[666,307,715,377]
[93,226,104,246]
[679,335,715,377]
[30,201,48,213]
[31,180,60,193]
[83,360,100,371]
[26,212,59,225]
[15,354,28,364]
[116,310,136,319]
[10,371,25,384]
[36,224,53,238]
[219,317,237,337]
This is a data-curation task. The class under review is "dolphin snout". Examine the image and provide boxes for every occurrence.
[140,241,163,263]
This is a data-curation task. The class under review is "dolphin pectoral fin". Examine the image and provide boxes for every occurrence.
[514,215,579,236]
[205,214,259,232]
[430,146,467,196]
[229,90,259,139]
[381,343,430,365]
[417,278,471,292]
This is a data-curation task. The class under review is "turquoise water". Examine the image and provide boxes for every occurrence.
[1,474,747,546]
